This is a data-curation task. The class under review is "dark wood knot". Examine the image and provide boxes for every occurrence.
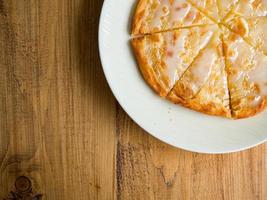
[3,176,43,200]
[15,176,32,193]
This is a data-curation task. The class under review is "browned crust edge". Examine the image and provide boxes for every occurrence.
[131,0,148,35]
[167,91,232,118]
[131,37,169,97]
[233,99,267,119]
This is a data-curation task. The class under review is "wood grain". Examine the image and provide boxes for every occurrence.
[0,0,116,199]
[0,0,266,200]
[117,108,267,200]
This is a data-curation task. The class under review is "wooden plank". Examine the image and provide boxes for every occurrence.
[116,108,267,200]
[0,0,116,199]
[1,0,267,199]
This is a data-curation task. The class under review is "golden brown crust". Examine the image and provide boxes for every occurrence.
[132,0,148,35]
[232,99,267,119]
[131,37,170,97]
[167,91,231,118]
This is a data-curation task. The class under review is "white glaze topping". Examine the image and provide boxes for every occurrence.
[151,0,171,29]
[170,0,191,24]
[249,53,267,96]
[150,0,203,30]
[189,48,217,93]
[236,0,267,17]
[226,33,267,106]
[220,0,239,16]
[249,18,267,53]
[199,31,214,49]
[165,30,188,86]
[164,28,214,87]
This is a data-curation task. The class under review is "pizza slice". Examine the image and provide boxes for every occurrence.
[167,31,231,117]
[224,16,267,55]
[132,0,214,35]
[131,25,216,97]
[222,28,267,119]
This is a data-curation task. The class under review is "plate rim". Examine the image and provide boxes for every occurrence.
[98,0,267,154]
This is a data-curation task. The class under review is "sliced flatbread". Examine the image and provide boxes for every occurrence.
[131,25,216,97]
[188,0,220,21]
[132,0,214,35]
[233,0,267,17]
[167,31,231,117]
[217,0,239,19]
[222,28,267,119]
[188,0,239,21]
[224,16,267,55]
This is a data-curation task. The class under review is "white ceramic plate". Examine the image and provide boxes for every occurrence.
[98,0,267,154]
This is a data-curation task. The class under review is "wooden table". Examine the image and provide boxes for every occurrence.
[0,1,266,199]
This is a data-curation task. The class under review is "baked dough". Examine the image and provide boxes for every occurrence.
[188,0,239,20]
[224,15,267,55]
[188,0,220,21]
[131,0,267,119]
[218,0,239,19]
[132,25,216,97]
[132,0,214,35]
[167,31,231,117]
[233,0,267,17]
[222,28,267,119]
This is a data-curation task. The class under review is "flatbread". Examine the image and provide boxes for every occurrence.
[224,15,267,55]
[233,0,267,17]
[131,0,267,118]
[188,0,239,21]
[222,28,267,119]
[167,31,231,117]
[218,0,239,19]
[131,25,216,97]
[132,0,214,35]
[188,0,220,21]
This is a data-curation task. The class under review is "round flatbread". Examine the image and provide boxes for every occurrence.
[131,0,267,119]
